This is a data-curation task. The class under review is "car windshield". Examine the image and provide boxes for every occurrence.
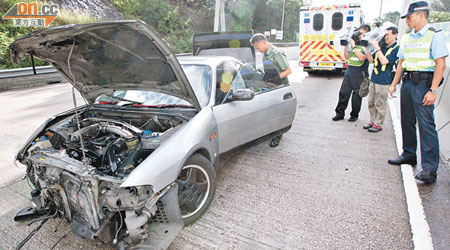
[94,64,211,107]
[181,64,212,106]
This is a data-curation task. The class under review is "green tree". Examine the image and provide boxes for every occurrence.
[0,0,47,69]
[430,0,450,22]
[112,0,194,53]
[382,11,400,26]
[283,0,305,41]
[431,0,450,12]
[0,0,98,69]
[250,0,305,41]
[429,11,450,22]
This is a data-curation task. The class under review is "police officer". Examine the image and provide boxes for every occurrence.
[388,1,448,184]
[250,33,291,147]
[250,33,291,85]
[332,24,371,122]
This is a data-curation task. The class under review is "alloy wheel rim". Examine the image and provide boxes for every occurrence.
[176,164,210,219]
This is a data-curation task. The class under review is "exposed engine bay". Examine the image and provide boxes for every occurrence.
[16,107,191,249]
[27,107,189,178]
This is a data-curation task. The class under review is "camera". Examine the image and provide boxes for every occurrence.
[351,31,362,44]
[361,28,387,54]
[340,30,363,46]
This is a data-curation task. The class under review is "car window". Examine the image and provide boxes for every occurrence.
[181,64,212,107]
[215,61,246,105]
[238,62,283,94]
[198,48,254,65]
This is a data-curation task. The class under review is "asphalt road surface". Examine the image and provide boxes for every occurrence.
[0,47,447,249]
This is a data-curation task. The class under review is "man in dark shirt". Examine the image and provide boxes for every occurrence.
[332,24,371,122]
[364,27,399,132]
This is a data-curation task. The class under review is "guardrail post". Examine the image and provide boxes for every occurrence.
[31,54,37,75]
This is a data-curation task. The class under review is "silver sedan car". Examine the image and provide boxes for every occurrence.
[10,20,297,249]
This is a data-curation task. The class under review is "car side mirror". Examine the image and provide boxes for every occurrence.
[228,89,254,102]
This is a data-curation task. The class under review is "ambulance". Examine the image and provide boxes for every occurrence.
[299,4,363,72]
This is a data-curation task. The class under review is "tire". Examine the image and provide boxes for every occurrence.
[176,153,216,225]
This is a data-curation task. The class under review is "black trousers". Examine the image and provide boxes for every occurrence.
[335,74,363,118]
[400,79,439,172]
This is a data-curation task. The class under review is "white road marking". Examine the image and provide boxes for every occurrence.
[388,96,434,250]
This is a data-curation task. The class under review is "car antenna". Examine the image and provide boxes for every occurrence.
[67,39,94,176]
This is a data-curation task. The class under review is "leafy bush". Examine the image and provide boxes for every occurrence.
[430,11,450,23]
[0,0,97,69]
[0,25,49,69]
[112,0,193,53]
[53,9,98,26]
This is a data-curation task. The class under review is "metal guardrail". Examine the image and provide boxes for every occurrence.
[0,53,196,79]
[273,42,299,47]
[0,65,57,79]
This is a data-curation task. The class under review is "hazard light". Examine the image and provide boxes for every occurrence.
[299,61,310,67]
[343,62,349,68]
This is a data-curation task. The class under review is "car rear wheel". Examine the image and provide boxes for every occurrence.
[176,153,216,225]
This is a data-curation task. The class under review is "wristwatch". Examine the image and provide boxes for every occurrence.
[430,88,438,94]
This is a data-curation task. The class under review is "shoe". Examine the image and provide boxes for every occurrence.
[332,115,344,121]
[348,117,358,122]
[363,123,373,129]
[388,155,417,166]
[415,171,437,184]
[368,125,382,132]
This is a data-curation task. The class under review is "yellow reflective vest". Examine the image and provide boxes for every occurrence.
[401,28,436,71]
[373,43,399,75]
[347,45,365,67]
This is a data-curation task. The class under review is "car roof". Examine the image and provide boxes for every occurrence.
[177,55,242,67]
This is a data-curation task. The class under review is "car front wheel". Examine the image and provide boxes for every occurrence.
[176,153,216,225]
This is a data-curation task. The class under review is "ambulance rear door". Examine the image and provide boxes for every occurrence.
[300,6,329,70]
[324,6,348,70]
[332,4,362,61]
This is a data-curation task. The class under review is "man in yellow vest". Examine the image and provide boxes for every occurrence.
[388,1,448,184]
[364,27,399,132]
[332,24,371,122]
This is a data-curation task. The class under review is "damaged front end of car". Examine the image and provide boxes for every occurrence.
[15,107,186,249]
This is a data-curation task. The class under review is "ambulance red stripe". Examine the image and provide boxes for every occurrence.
[312,41,323,50]
[304,51,312,61]
[328,54,337,61]
[300,41,310,55]
[307,54,316,62]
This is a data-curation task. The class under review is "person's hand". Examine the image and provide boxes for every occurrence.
[389,85,396,97]
[371,40,380,50]
[423,91,436,106]
[349,38,356,48]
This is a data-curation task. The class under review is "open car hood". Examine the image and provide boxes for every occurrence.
[9,20,201,110]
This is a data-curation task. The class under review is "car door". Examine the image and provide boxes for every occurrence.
[212,60,297,154]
